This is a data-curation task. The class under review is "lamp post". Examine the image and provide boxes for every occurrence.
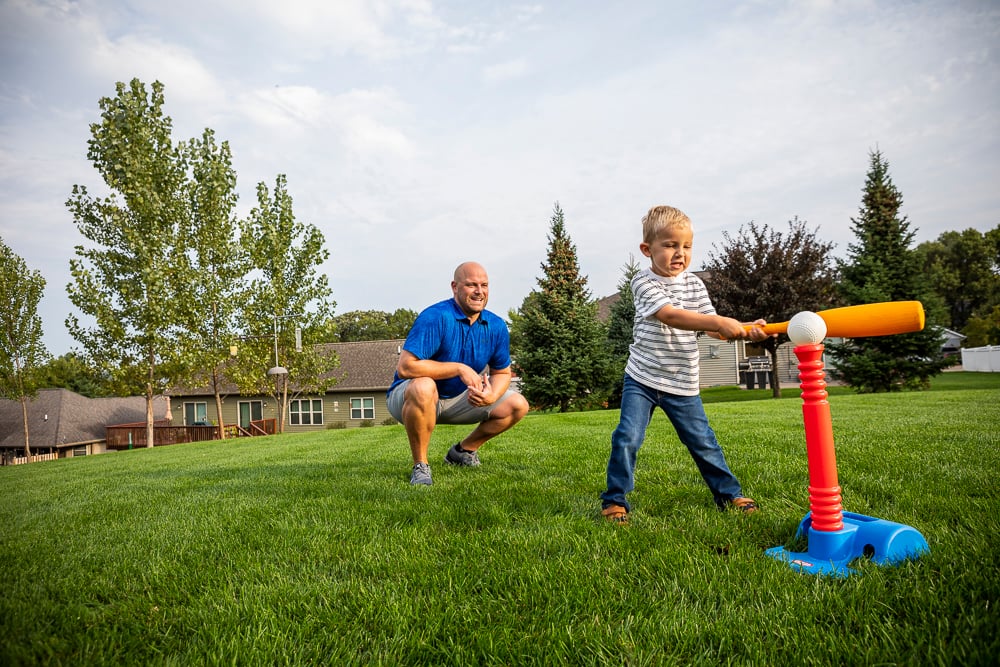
[267,314,288,377]
[268,313,300,432]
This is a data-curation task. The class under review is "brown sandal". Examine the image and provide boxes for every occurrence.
[729,497,759,514]
[601,505,629,524]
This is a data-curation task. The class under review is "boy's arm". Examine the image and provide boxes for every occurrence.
[653,305,762,340]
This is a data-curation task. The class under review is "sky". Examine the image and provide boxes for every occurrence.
[1,0,998,357]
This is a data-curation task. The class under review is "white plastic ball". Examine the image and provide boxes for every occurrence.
[787,311,827,345]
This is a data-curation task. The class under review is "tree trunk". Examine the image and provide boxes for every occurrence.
[769,347,783,399]
[145,383,155,448]
[212,366,226,440]
[20,395,31,457]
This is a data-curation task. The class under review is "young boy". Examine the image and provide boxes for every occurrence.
[600,205,770,523]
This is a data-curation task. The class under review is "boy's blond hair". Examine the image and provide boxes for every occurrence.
[642,205,691,244]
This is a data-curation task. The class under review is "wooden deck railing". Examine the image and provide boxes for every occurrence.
[105,419,277,450]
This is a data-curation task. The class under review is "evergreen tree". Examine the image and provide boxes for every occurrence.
[828,149,951,392]
[0,238,49,455]
[510,203,614,412]
[604,256,640,408]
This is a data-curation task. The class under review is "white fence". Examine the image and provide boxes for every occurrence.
[961,345,1000,372]
[4,452,59,466]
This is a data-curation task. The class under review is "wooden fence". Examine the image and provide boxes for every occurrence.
[105,419,278,450]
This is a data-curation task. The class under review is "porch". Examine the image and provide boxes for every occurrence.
[105,419,278,450]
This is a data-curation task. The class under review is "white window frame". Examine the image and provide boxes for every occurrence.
[289,398,324,426]
[350,397,375,420]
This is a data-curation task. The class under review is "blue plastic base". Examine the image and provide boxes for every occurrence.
[765,511,929,578]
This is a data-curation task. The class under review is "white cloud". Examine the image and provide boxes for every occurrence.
[483,58,529,83]
[1,0,998,356]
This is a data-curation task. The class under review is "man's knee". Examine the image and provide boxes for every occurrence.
[404,377,438,406]
[494,392,529,422]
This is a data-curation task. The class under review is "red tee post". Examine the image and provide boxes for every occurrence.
[796,343,843,532]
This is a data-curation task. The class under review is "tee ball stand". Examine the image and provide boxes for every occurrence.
[764,343,929,577]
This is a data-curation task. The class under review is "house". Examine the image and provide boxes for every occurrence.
[166,339,404,431]
[0,389,170,463]
[940,327,966,356]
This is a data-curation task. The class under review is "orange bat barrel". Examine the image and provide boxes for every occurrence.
[757,301,925,338]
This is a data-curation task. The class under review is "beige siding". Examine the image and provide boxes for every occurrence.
[298,390,393,431]
[175,391,394,432]
[697,338,802,388]
[699,337,742,386]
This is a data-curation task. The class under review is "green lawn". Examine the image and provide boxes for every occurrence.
[2,373,998,665]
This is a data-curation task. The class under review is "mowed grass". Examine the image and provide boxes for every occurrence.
[1,373,998,665]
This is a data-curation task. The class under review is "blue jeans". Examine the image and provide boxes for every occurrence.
[601,374,744,512]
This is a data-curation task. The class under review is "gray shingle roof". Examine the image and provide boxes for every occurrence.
[0,389,170,449]
[315,339,404,390]
[166,339,405,397]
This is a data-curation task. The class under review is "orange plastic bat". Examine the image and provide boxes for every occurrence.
[748,301,925,338]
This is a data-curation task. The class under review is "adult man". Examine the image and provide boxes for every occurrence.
[387,262,529,485]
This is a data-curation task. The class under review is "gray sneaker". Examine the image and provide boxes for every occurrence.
[445,443,481,467]
[410,462,432,485]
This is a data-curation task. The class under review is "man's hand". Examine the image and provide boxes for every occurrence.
[457,364,485,390]
[466,373,494,407]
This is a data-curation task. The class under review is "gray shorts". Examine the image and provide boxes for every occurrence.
[386,380,518,425]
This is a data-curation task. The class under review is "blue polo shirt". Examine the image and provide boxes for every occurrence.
[388,298,513,399]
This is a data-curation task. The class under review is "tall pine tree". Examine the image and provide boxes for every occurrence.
[604,256,640,408]
[828,149,951,391]
[510,203,614,412]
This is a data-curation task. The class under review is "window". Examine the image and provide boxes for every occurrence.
[350,397,375,420]
[290,398,324,425]
[184,401,208,425]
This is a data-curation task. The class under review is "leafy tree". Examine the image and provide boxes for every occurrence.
[988,226,1000,268]
[0,238,49,455]
[915,227,1000,331]
[963,305,1000,347]
[828,149,952,392]
[66,79,189,447]
[37,352,114,397]
[174,128,248,436]
[604,256,640,408]
[703,218,839,397]
[329,309,417,342]
[510,203,614,412]
[230,175,338,431]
